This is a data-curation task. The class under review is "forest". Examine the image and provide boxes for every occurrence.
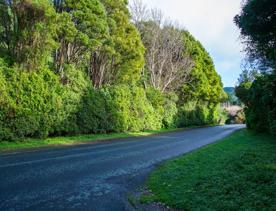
[0,0,226,141]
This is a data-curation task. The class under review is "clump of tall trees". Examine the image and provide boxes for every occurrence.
[234,0,276,136]
[0,0,225,141]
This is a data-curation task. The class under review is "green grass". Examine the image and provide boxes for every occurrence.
[0,127,186,152]
[144,129,276,210]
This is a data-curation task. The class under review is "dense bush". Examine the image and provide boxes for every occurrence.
[0,64,63,140]
[146,88,178,129]
[76,85,165,134]
[176,102,221,127]
[53,65,90,135]
[0,60,223,141]
[0,0,225,141]
[244,74,276,136]
[235,72,276,136]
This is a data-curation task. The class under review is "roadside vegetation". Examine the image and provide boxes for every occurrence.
[234,0,276,136]
[0,0,226,142]
[142,129,276,209]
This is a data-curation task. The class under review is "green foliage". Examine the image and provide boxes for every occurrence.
[0,0,224,141]
[145,129,276,209]
[0,0,58,70]
[236,73,276,136]
[180,31,225,104]
[235,82,252,106]
[176,102,220,127]
[76,85,164,134]
[234,0,276,136]
[0,64,63,140]
[234,0,276,69]
[52,0,110,83]
[0,60,12,139]
[176,31,225,127]
[244,74,276,135]
[174,31,226,127]
[76,88,114,134]
[65,0,108,48]
[53,65,90,135]
[162,93,178,128]
[146,88,178,129]
[99,0,145,85]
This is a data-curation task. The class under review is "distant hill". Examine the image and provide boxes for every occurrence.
[224,87,240,105]
[224,87,235,94]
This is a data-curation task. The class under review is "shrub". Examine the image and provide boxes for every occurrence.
[76,87,115,134]
[0,65,63,140]
[176,101,221,127]
[244,74,276,136]
[0,61,13,140]
[76,85,165,135]
[162,93,178,128]
[54,65,90,135]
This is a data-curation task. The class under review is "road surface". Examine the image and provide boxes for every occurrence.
[0,125,245,210]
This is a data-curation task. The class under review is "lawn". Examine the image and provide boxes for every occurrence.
[143,129,276,210]
[0,127,188,152]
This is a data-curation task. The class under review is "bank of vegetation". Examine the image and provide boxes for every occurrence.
[0,0,226,141]
[234,0,276,136]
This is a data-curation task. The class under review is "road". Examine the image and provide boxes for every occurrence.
[0,125,245,210]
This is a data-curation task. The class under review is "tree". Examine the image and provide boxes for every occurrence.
[53,0,109,84]
[135,10,193,92]
[129,0,148,26]
[0,0,58,70]
[234,68,258,106]
[90,0,145,87]
[234,0,276,69]
[235,0,276,135]
[244,74,276,135]
[0,0,226,141]
[179,31,225,104]
[129,1,194,92]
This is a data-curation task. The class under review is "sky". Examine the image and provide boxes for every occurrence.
[136,0,244,87]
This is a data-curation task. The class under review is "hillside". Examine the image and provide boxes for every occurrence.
[224,87,240,105]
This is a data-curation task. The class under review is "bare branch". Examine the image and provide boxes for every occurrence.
[140,18,193,92]
[128,0,148,25]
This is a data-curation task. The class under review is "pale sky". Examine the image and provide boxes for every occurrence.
[136,0,244,87]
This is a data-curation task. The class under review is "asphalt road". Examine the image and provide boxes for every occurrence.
[0,125,245,211]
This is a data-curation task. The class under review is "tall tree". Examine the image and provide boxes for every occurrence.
[234,0,276,70]
[0,0,57,70]
[134,9,193,92]
[53,0,109,83]
[89,0,145,88]
[179,31,225,104]
[234,0,276,135]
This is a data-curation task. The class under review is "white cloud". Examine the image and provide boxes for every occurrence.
[132,0,244,86]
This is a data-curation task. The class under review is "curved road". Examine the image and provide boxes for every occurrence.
[0,125,244,210]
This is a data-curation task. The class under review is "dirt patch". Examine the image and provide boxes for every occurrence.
[127,187,178,211]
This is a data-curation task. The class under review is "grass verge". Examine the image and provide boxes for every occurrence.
[143,129,276,210]
[0,127,193,152]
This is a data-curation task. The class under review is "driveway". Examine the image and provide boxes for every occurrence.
[0,125,245,210]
